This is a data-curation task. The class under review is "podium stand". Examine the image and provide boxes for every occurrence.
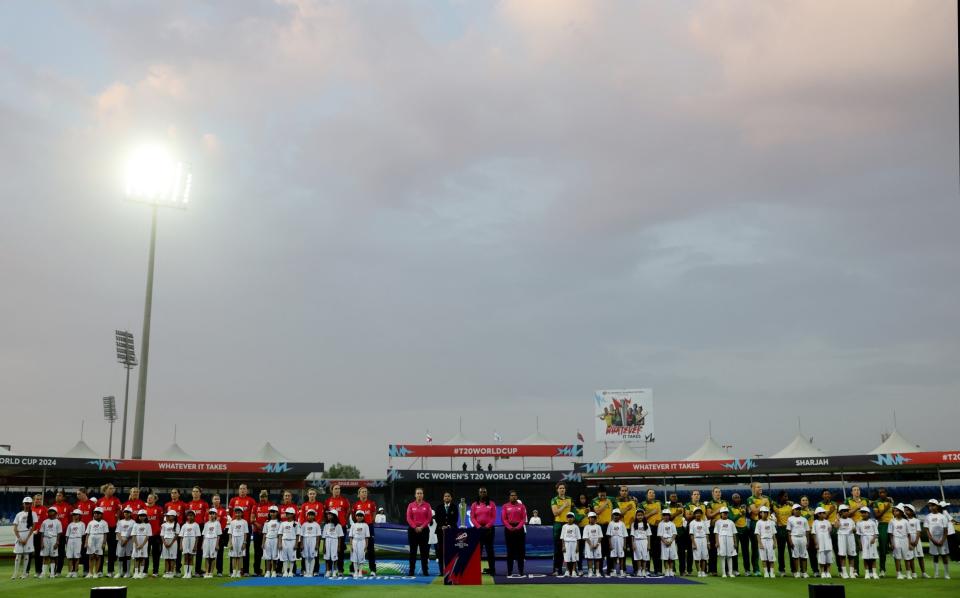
[443,528,482,585]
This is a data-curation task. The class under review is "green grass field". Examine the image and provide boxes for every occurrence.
[0,558,956,598]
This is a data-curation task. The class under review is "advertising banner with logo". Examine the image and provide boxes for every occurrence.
[594,388,654,442]
[0,455,323,474]
[386,468,582,484]
[388,444,583,458]
[575,450,960,477]
[443,528,482,585]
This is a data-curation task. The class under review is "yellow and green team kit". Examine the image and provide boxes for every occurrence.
[640,499,663,527]
[874,498,894,523]
[708,498,728,523]
[846,496,869,522]
[746,494,770,522]
[615,497,637,527]
[727,503,748,529]
[817,500,838,524]
[800,506,814,526]
[593,497,613,525]
[774,503,794,526]
[551,495,573,526]
[685,501,708,524]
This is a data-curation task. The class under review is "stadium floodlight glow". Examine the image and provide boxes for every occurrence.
[124,144,192,206]
[123,142,194,460]
[103,396,118,458]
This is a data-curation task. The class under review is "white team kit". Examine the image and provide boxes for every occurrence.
[560,523,581,562]
[657,521,678,560]
[160,521,180,559]
[228,519,248,557]
[202,520,223,559]
[179,522,201,555]
[607,521,627,558]
[322,523,343,561]
[837,518,857,557]
[12,512,35,555]
[349,522,370,564]
[64,522,86,559]
[40,519,63,557]
[787,515,810,558]
[115,519,134,557]
[688,519,710,561]
[582,524,603,559]
[631,525,651,561]
[755,519,776,562]
[925,512,950,556]
[86,520,109,556]
[856,518,879,560]
[714,519,738,557]
[813,520,835,564]
[278,521,300,562]
[300,521,322,559]
[131,523,152,559]
[262,520,281,560]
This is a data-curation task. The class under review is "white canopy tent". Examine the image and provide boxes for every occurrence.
[771,434,825,459]
[255,441,290,462]
[602,442,647,463]
[869,429,920,454]
[159,442,194,461]
[684,434,732,461]
[64,439,100,459]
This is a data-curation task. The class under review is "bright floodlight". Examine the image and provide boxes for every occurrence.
[125,144,192,206]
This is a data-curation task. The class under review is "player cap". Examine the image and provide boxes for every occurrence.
[233,506,244,511]
[166,510,178,517]
[22,496,33,503]
[306,509,317,515]
[662,508,671,515]
[759,506,769,512]
[929,498,940,505]
[612,508,621,515]
[587,511,597,518]
[48,506,58,512]
[940,501,950,508]
[355,509,365,515]
[814,507,826,514]
[268,505,279,511]
[284,507,296,514]
[90,497,97,503]
[94,507,104,513]
[378,507,384,512]
[792,504,801,510]
[893,503,904,511]
[186,510,196,515]
[902,503,915,512]
[859,506,870,513]
[566,512,575,519]
[72,508,82,515]
[123,507,133,512]
[209,508,218,513]
[719,506,729,513]
[327,509,339,515]
[137,509,147,515]
[838,504,849,511]
[693,507,703,512]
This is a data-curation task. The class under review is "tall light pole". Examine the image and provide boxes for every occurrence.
[103,396,118,458]
[115,330,137,458]
[124,144,192,459]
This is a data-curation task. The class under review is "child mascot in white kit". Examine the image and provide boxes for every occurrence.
[299,509,322,577]
[86,507,110,578]
[278,507,300,577]
[688,507,710,577]
[812,506,836,579]
[560,512,581,577]
[582,512,604,577]
[657,508,679,577]
[855,505,879,579]
[159,510,180,578]
[11,497,36,580]
[786,504,811,578]
[714,507,738,578]
[227,506,249,578]
[607,509,628,578]
[322,510,344,578]
[349,509,371,578]
[261,506,281,577]
[836,504,858,578]
[755,506,777,578]
[64,509,87,578]
[202,509,223,578]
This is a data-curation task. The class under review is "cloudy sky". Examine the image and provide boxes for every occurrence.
[1,1,957,477]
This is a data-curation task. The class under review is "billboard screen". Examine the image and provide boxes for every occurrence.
[594,388,654,442]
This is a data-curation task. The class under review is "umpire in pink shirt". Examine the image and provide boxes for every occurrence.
[470,487,497,575]
[405,488,432,576]
[501,490,528,577]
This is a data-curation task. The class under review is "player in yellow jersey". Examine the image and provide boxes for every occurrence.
[550,482,573,576]
[872,488,894,576]
[728,493,750,575]
[773,491,795,576]
[667,492,688,575]
[592,487,613,574]
[574,494,590,574]
[685,490,708,575]
[845,486,868,577]
[746,482,771,576]
[614,486,638,573]
[799,496,816,573]
[639,489,663,574]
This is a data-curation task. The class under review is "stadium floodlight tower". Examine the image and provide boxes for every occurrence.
[124,144,192,460]
[103,396,118,458]
[115,330,137,458]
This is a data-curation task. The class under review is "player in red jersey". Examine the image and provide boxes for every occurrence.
[251,490,275,576]
[121,487,146,514]
[187,486,210,530]
[228,484,257,575]
[324,484,351,573]
[97,484,122,576]
[143,493,164,576]
[352,486,378,576]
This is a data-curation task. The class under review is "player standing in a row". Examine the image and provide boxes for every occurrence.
[299,509,321,577]
[349,509,371,578]
[713,507,738,577]
[657,507,679,576]
[925,499,952,579]
[12,498,36,580]
[786,504,811,578]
